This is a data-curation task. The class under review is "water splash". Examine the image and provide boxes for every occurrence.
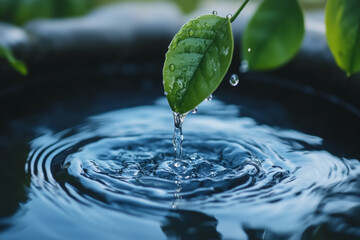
[21,99,360,239]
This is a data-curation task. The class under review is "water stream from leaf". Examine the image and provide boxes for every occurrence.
[172,112,186,161]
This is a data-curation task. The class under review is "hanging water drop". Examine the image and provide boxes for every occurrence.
[206,94,213,101]
[212,10,218,15]
[192,107,198,114]
[169,64,175,71]
[227,14,232,19]
[229,74,239,86]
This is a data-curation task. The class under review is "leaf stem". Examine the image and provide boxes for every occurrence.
[230,0,250,23]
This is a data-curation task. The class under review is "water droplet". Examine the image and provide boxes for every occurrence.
[205,94,213,101]
[192,107,198,114]
[222,47,229,56]
[229,74,239,86]
[169,64,175,71]
[239,60,249,73]
[164,91,168,96]
[190,153,202,160]
[174,161,181,168]
[169,41,177,50]
[205,22,210,28]
[227,14,232,19]
[248,48,251,52]
[212,10,218,15]
[188,29,194,36]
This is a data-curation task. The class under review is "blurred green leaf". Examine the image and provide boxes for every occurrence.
[13,0,53,25]
[0,45,28,75]
[242,0,305,70]
[325,0,360,76]
[173,0,200,15]
[163,15,233,114]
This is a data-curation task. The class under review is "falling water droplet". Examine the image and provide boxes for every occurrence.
[229,74,239,86]
[239,60,249,73]
[169,64,175,71]
[227,14,232,19]
[212,10,218,15]
[205,94,213,101]
[248,48,252,52]
[188,29,194,36]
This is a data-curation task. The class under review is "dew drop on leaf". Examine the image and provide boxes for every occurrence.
[205,94,213,101]
[229,74,239,86]
[212,10,218,15]
[169,64,175,71]
[192,107,198,114]
[227,14,232,19]
[248,48,251,52]
[188,29,195,36]
[169,41,177,50]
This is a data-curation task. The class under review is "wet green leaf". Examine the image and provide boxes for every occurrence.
[325,0,360,76]
[242,0,304,70]
[163,15,233,114]
[0,45,28,75]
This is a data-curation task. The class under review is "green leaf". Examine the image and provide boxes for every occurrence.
[173,0,200,14]
[242,0,305,70]
[325,0,360,76]
[163,15,233,114]
[0,45,28,76]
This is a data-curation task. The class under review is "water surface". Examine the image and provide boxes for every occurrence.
[1,95,360,239]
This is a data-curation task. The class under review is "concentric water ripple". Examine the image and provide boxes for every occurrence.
[26,98,360,238]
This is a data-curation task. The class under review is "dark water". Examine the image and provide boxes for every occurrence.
[1,94,359,240]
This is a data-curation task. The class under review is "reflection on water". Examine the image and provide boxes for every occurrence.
[162,210,221,240]
[1,98,360,239]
